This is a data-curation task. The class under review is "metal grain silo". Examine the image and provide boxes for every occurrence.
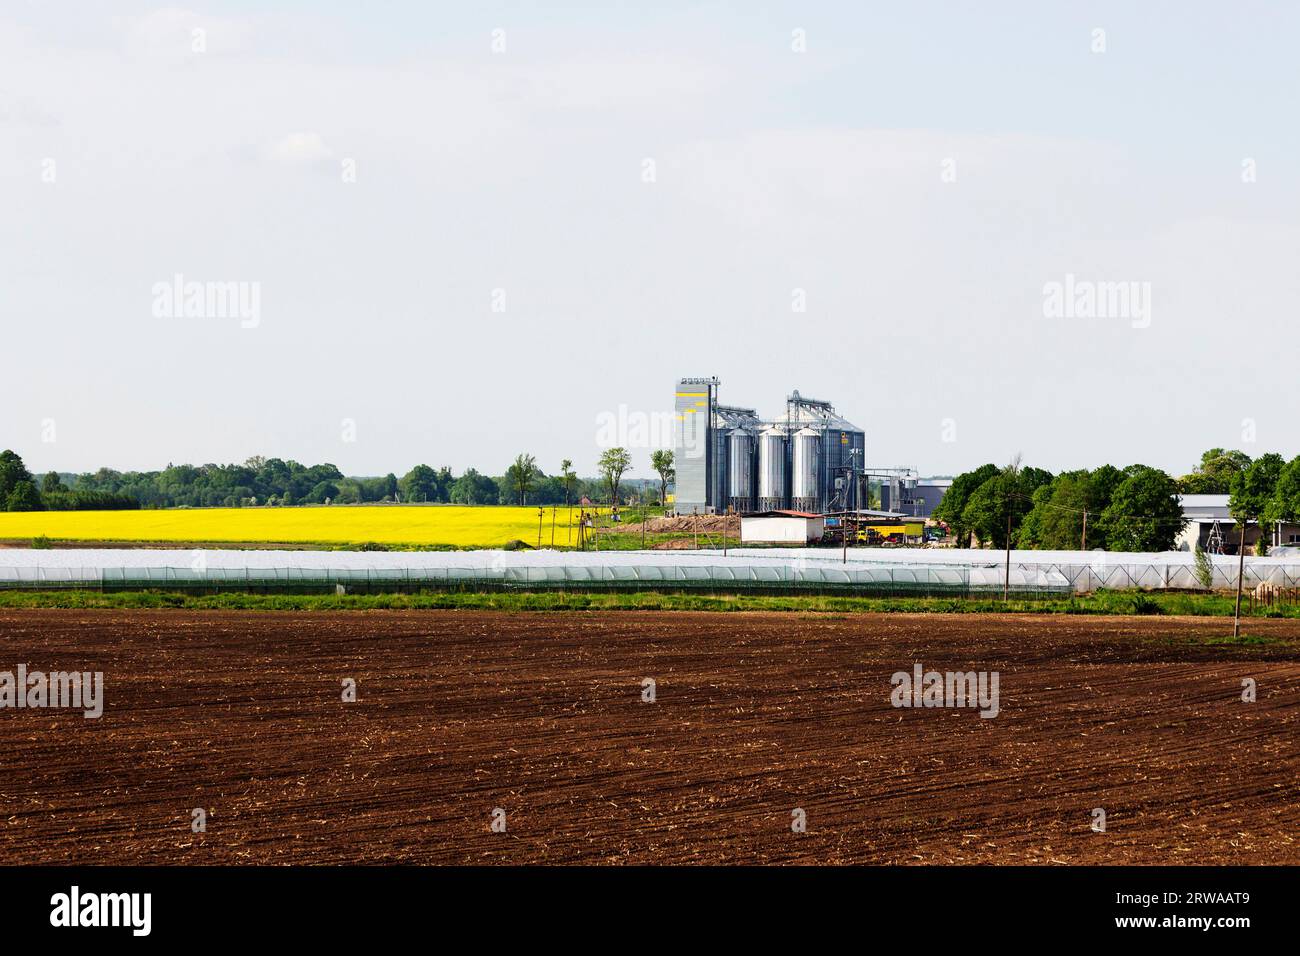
[791,426,820,512]
[727,428,756,513]
[757,426,786,511]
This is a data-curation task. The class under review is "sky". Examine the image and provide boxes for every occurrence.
[3,1,1297,479]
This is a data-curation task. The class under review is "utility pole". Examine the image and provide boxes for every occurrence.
[1080,510,1088,551]
[1003,511,1012,602]
[1002,455,1021,603]
[537,507,544,549]
[550,506,556,548]
[1234,518,1248,639]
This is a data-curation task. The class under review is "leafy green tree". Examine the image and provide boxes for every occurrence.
[505,453,540,505]
[1268,456,1300,526]
[0,450,35,503]
[1017,468,1120,550]
[651,450,674,507]
[304,481,339,504]
[41,471,65,494]
[1179,448,1253,494]
[559,459,576,509]
[959,460,1042,549]
[399,465,440,503]
[1230,453,1284,554]
[1014,482,1054,548]
[1102,466,1184,551]
[1019,466,1054,496]
[333,481,362,505]
[449,469,498,505]
[1089,463,1125,504]
[932,463,999,547]
[434,468,453,502]
[6,480,44,512]
[597,448,632,506]
[1231,453,1283,521]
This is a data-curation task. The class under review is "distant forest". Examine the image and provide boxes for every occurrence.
[0,450,651,511]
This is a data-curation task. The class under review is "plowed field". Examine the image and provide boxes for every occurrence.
[1,609,1297,864]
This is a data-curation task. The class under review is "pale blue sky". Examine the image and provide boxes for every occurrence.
[3,2,1296,478]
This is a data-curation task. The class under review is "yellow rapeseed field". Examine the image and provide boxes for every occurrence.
[0,505,595,548]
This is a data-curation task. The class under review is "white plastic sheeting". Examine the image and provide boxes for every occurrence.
[696,548,1300,593]
[3,546,1290,594]
[0,548,1070,595]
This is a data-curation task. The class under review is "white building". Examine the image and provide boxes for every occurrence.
[740,510,825,545]
[1176,493,1300,553]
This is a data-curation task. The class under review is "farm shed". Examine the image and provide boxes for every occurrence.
[740,511,824,545]
[1175,493,1300,553]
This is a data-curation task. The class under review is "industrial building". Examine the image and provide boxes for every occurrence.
[881,477,951,518]
[673,377,867,515]
[1176,494,1300,554]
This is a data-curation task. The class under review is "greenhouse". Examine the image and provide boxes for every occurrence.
[2,547,1296,597]
[0,547,1070,597]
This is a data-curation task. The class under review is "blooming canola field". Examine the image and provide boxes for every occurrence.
[0,505,589,548]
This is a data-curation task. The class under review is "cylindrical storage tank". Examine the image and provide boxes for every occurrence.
[757,426,786,510]
[791,427,820,512]
[727,428,755,513]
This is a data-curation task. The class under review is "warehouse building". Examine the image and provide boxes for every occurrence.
[1176,494,1300,553]
[880,477,951,518]
[672,377,866,515]
[739,511,826,545]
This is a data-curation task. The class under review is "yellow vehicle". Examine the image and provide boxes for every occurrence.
[856,521,925,544]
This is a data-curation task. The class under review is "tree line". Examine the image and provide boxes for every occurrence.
[0,448,677,512]
[932,448,1300,553]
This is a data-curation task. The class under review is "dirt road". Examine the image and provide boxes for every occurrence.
[1,609,1296,864]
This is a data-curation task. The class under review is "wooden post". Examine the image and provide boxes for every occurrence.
[550,506,556,548]
[1080,510,1088,551]
[537,507,543,549]
[1234,519,1247,639]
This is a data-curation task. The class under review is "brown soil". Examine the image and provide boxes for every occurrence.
[615,514,740,536]
[1,609,1298,865]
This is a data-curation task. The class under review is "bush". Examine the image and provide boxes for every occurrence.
[1193,545,1214,590]
[1129,594,1163,615]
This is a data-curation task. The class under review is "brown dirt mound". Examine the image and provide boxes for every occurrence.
[615,514,739,536]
